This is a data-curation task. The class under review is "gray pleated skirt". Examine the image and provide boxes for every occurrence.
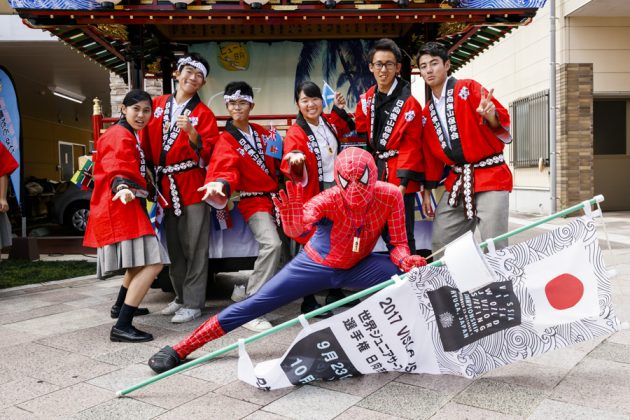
[0,213,12,249]
[96,234,169,278]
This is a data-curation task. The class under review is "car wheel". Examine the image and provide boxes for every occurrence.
[65,203,90,233]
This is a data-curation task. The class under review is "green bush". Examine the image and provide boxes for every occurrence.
[0,260,96,289]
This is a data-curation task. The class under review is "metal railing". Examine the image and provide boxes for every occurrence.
[509,90,549,168]
[92,97,297,145]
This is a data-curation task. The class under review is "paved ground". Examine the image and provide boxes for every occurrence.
[1,212,629,419]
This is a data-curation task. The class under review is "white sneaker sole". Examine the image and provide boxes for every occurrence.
[161,305,183,316]
[242,322,272,332]
[171,312,201,324]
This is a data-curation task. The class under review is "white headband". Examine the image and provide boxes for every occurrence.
[223,90,254,104]
[177,57,208,79]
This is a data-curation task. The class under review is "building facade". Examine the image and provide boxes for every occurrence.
[450,0,630,213]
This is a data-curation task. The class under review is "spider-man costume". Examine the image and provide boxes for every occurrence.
[148,147,426,373]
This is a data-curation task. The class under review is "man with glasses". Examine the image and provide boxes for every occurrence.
[354,38,424,254]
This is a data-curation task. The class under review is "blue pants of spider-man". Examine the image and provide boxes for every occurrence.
[218,250,400,332]
[171,250,401,358]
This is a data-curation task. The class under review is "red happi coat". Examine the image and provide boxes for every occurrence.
[280,106,354,201]
[354,78,424,193]
[0,143,18,178]
[207,122,280,222]
[422,78,512,193]
[84,123,155,248]
[142,94,219,210]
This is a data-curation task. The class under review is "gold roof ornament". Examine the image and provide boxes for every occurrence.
[93,24,128,42]
[438,21,468,37]
[146,59,162,76]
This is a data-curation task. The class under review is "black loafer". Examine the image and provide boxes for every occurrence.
[110,326,154,343]
[325,292,360,308]
[149,346,182,374]
[301,302,333,319]
[110,305,150,319]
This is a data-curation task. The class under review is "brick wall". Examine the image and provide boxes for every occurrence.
[556,63,594,210]
[108,73,163,118]
[109,73,127,118]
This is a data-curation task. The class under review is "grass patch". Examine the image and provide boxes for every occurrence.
[0,260,96,289]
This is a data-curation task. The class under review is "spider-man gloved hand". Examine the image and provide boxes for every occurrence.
[400,255,428,272]
[272,181,308,239]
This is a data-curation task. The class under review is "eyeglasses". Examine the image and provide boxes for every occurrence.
[371,61,397,71]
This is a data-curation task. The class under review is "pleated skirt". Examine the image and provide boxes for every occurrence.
[96,234,169,278]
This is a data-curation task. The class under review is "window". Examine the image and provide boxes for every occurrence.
[593,99,627,155]
[509,90,549,168]
[58,141,86,181]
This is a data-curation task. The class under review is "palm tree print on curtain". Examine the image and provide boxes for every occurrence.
[295,40,375,110]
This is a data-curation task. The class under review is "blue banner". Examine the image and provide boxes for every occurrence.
[321,80,336,109]
[0,67,21,207]
[8,1,101,9]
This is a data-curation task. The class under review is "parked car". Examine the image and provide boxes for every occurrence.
[50,182,91,234]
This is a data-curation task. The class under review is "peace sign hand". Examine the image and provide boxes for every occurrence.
[476,88,496,117]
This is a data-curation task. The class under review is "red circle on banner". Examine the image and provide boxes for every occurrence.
[545,273,585,310]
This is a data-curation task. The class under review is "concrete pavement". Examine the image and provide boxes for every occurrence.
[0,211,629,419]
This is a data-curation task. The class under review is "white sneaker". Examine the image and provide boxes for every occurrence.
[231,284,247,302]
[171,308,202,324]
[242,317,272,332]
[160,300,183,316]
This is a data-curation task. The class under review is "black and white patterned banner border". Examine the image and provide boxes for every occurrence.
[405,216,620,378]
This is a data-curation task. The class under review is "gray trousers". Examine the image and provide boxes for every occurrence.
[164,202,209,309]
[246,211,283,297]
[432,190,510,253]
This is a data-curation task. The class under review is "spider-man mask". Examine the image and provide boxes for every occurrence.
[334,147,377,210]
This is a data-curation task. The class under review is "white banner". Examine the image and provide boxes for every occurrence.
[237,216,621,390]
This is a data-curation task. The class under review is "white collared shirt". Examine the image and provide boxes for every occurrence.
[307,117,338,182]
[432,76,452,148]
[238,126,257,150]
[384,78,398,96]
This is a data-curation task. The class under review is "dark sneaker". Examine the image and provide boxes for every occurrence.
[149,346,182,374]
[110,305,150,319]
[110,326,153,343]
[300,301,333,319]
[325,291,360,307]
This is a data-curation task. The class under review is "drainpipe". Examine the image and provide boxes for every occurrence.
[549,0,557,213]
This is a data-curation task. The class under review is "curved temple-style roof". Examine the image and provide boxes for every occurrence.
[9,0,546,77]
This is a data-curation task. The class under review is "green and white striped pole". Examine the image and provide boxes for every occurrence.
[117,194,604,396]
